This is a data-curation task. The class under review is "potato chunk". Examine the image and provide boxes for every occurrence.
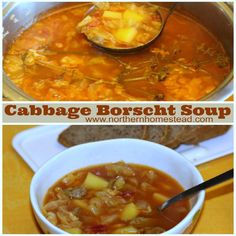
[83,172,108,190]
[103,11,122,19]
[114,28,137,43]
[123,10,143,26]
[121,203,139,221]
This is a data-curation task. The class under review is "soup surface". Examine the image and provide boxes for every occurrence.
[4,3,230,101]
[43,162,190,234]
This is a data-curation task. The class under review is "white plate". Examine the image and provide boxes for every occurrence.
[12,125,233,172]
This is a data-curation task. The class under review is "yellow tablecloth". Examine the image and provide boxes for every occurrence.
[3,125,233,234]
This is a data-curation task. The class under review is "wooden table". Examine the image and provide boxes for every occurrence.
[3,125,233,234]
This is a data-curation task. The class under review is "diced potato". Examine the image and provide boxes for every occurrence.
[64,228,82,234]
[103,11,122,19]
[114,28,137,43]
[113,226,138,234]
[82,172,108,190]
[153,193,168,203]
[123,10,143,26]
[72,199,88,210]
[120,203,139,221]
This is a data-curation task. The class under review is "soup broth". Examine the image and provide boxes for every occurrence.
[43,162,190,234]
[3,3,230,101]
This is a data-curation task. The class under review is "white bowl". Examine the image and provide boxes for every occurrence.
[30,139,205,234]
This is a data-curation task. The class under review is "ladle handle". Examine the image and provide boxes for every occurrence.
[162,3,177,28]
[160,169,233,211]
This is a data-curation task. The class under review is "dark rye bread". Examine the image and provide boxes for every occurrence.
[58,125,231,149]
[161,126,187,148]
[59,126,152,147]
[163,125,231,148]
[179,125,231,145]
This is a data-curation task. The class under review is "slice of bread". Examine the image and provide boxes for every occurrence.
[179,125,231,145]
[58,125,145,147]
[58,125,231,148]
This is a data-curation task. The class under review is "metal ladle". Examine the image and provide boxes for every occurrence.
[159,169,233,211]
[81,3,177,54]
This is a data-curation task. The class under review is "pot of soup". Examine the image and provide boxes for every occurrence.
[3,2,233,101]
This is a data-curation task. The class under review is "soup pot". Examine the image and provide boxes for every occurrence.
[3,2,233,101]
[30,139,205,234]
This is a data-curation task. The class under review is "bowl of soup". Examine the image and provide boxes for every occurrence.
[30,139,205,234]
[3,2,233,101]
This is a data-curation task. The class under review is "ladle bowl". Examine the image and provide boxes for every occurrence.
[80,3,177,54]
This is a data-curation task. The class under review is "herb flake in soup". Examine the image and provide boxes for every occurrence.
[3,3,230,101]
